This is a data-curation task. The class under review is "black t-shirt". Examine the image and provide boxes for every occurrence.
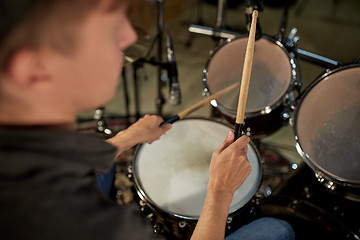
[0,127,164,240]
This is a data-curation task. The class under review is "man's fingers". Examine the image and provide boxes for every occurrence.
[215,130,235,154]
[233,135,251,150]
[160,123,172,131]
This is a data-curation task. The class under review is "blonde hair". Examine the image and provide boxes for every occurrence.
[0,0,125,73]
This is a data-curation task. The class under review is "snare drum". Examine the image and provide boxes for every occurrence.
[293,64,360,200]
[203,35,298,138]
[132,119,262,239]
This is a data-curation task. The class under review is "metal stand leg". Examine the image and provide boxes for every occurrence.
[185,0,205,47]
[215,0,227,31]
[133,62,142,120]
[155,0,166,116]
[121,67,131,127]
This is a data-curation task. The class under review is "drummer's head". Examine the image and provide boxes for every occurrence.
[0,0,137,112]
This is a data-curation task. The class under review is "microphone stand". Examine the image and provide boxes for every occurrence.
[130,0,172,117]
[155,0,166,116]
[91,0,173,133]
[144,0,181,115]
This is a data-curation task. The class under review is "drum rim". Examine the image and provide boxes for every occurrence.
[132,118,262,220]
[292,64,360,187]
[202,34,297,118]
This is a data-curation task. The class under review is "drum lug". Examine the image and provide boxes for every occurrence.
[314,172,337,191]
[202,87,210,97]
[283,92,295,107]
[256,185,272,198]
[139,199,150,215]
[146,213,154,222]
[153,223,164,236]
[281,111,291,121]
[139,199,148,208]
[244,127,252,137]
[324,180,336,191]
[293,79,302,93]
[315,172,325,183]
[127,165,133,180]
[139,200,159,231]
[178,221,187,229]
[303,186,312,199]
[226,216,233,230]
[290,199,299,210]
[281,92,295,122]
[289,117,294,127]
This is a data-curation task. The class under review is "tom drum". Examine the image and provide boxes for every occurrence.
[203,35,299,138]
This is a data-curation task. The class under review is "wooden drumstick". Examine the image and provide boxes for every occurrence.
[160,82,240,125]
[234,10,258,140]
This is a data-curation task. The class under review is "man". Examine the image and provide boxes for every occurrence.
[0,0,294,239]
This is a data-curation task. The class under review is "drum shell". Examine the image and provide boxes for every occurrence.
[292,64,360,192]
[259,164,360,240]
[203,35,298,138]
[131,119,262,239]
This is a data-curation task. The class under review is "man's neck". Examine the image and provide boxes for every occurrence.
[0,103,77,130]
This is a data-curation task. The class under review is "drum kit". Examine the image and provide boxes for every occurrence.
[108,0,360,239]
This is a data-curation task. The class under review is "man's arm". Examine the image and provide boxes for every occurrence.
[191,131,251,240]
[106,114,171,157]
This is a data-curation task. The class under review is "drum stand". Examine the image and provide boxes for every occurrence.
[275,0,340,70]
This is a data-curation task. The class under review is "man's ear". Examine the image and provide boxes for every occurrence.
[6,49,50,88]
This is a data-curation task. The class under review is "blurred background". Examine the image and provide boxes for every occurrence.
[79,0,360,167]
[77,1,360,239]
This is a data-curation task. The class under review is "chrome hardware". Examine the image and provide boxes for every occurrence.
[178,221,187,228]
[324,180,336,191]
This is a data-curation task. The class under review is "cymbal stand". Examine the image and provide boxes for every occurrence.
[245,0,264,39]
[215,0,227,32]
[185,0,205,47]
[276,0,291,43]
[276,3,340,70]
[188,0,241,41]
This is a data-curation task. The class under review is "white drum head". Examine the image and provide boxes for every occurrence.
[134,119,261,219]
